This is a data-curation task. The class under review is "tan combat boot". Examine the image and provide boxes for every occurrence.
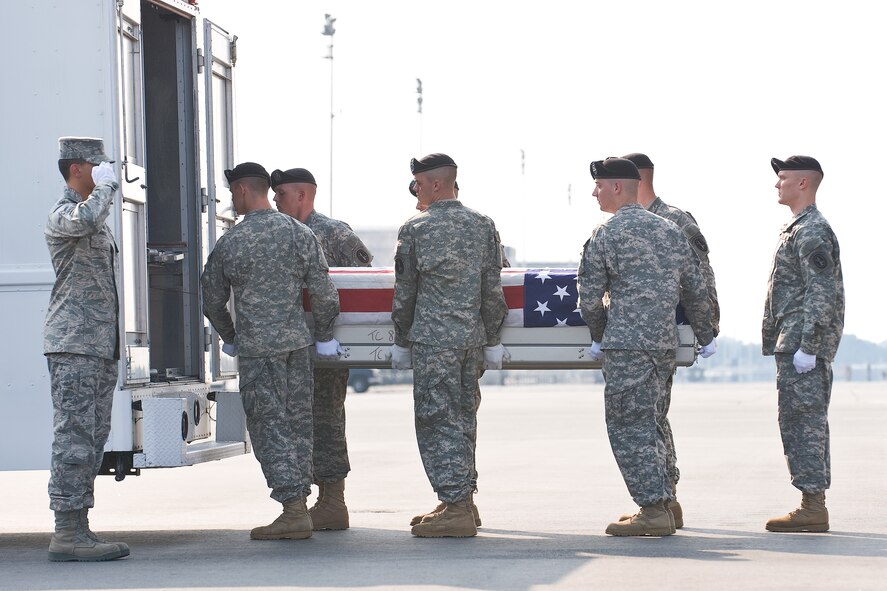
[765,491,829,532]
[411,494,482,527]
[411,499,477,538]
[606,503,675,536]
[250,497,313,540]
[410,501,446,526]
[621,486,683,529]
[309,480,349,530]
[669,484,683,529]
[79,508,130,556]
[48,510,128,561]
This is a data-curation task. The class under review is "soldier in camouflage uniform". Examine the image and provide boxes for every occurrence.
[763,156,844,533]
[391,154,507,538]
[271,166,372,531]
[578,157,716,537]
[405,180,509,529]
[200,162,341,541]
[43,137,129,561]
[621,152,721,529]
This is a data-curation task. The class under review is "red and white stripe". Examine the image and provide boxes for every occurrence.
[303,267,555,326]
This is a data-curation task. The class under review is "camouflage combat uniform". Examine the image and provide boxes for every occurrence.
[762,204,844,494]
[44,182,120,512]
[303,210,373,483]
[392,200,507,503]
[646,196,720,487]
[578,203,713,507]
[201,209,339,503]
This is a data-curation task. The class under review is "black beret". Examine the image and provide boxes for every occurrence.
[270,167,317,189]
[224,162,270,185]
[408,180,418,197]
[622,153,654,170]
[771,155,823,177]
[589,157,641,180]
[410,153,457,174]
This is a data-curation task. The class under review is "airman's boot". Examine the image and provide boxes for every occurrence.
[411,494,481,527]
[48,510,128,561]
[79,508,130,556]
[411,499,477,538]
[606,503,675,536]
[309,480,349,530]
[765,491,829,532]
[250,497,313,540]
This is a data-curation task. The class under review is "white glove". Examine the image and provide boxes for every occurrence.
[221,342,238,357]
[315,339,344,360]
[699,338,717,359]
[793,349,816,374]
[483,344,511,370]
[91,161,118,186]
[584,341,604,362]
[387,344,412,369]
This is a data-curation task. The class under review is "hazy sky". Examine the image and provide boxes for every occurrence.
[210,0,886,345]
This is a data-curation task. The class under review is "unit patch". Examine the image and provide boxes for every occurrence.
[356,248,370,264]
[811,251,829,270]
[692,235,709,253]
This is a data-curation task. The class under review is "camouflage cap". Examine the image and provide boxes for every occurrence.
[771,155,823,177]
[58,136,111,164]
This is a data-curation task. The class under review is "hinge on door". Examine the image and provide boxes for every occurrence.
[230,35,238,66]
[197,48,204,73]
[201,187,208,213]
[204,326,212,353]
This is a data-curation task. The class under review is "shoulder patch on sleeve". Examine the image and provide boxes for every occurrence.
[692,235,709,254]
[809,249,832,272]
[355,247,371,265]
[394,239,413,277]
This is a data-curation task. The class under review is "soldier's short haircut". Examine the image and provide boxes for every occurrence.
[58,158,88,181]
[239,175,271,194]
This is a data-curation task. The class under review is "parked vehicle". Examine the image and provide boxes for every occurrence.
[347,369,380,393]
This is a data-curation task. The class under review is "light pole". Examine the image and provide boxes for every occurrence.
[322,14,336,216]
[416,78,423,154]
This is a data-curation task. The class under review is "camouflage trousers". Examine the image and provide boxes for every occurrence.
[46,353,118,512]
[313,367,350,482]
[239,349,314,503]
[412,343,483,503]
[470,379,482,492]
[656,370,680,487]
[775,353,832,493]
[601,349,674,507]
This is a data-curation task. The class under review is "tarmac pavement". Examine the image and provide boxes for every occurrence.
[1,380,885,590]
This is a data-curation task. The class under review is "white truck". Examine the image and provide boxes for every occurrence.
[1,0,249,476]
[0,0,699,479]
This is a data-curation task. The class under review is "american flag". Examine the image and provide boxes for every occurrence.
[305,268,585,328]
[512,269,584,328]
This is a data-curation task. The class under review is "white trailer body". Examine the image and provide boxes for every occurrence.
[0,0,248,473]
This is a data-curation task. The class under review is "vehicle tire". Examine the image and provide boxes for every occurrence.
[350,377,369,393]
